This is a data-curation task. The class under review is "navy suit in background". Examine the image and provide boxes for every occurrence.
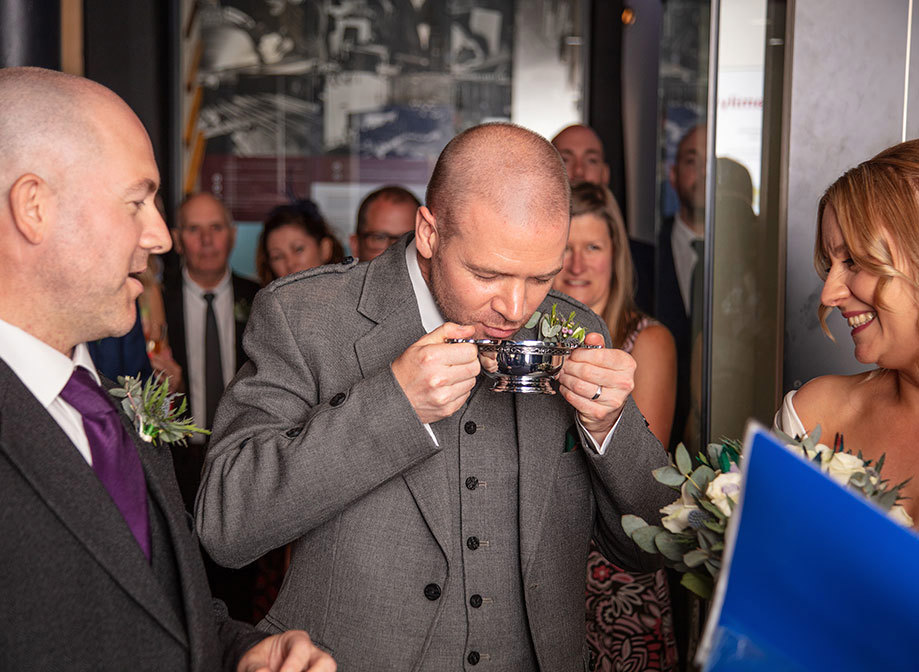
[87,304,153,382]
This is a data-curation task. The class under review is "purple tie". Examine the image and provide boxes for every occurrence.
[59,367,151,561]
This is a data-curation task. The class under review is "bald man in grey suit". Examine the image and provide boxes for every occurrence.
[197,123,672,671]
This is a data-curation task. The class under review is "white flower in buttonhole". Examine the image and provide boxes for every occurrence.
[826,451,868,486]
[706,471,742,517]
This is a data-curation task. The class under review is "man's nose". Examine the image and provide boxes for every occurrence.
[820,266,849,307]
[142,209,172,255]
[494,280,527,323]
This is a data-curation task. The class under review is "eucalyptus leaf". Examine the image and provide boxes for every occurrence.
[621,514,649,537]
[655,531,690,561]
[675,444,692,475]
[706,443,721,468]
[680,572,713,600]
[810,424,822,445]
[683,549,709,568]
[631,525,663,554]
[545,324,562,338]
[652,466,686,488]
[703,520,725,534]
[699,500,726,520]
[692,465,715,491]
[524,311,541,329]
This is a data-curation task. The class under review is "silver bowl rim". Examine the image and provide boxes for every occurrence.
[445,338,601,354]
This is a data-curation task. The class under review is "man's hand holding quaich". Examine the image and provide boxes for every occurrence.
[557,332,636,445]
[391,322,481,424]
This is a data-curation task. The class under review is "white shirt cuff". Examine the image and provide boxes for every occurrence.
[576,413,622,456]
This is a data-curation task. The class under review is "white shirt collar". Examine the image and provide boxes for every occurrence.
[182,266,232,297]
[0,317,100,407]
[405,239,445,334]
[673,212,703,246]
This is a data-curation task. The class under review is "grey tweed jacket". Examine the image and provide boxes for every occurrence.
[196,236,673,671]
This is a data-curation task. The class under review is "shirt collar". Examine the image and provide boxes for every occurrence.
[673,213,703,246]
[0,317,100,408]
[405,239,445,334]
[182,266,232,297]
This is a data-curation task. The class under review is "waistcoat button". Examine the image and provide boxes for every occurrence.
[423,583,441,600]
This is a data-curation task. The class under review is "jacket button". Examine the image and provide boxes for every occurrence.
[466,536,480,551]
[467,651,480,665]
[330,393,346,407]
[469,594,482,608]
[423,583,441,601]
[465,476,478,490]
[464,421,477,435]
[342,256,354,264]
[285,426,302,438]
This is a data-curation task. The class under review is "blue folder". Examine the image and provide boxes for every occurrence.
[699,424,919,672]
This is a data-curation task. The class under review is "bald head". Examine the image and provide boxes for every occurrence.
[0,68,133,198]
[551,124,610,186]
[425,123,570,240]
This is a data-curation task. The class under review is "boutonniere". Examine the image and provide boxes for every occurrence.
[234,297,251,323]
[109,374,209,445]
[524,303,587,346]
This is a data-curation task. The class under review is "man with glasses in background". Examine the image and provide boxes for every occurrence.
[350,185,420,262]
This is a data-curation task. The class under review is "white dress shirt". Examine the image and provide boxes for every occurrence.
[404,240,616,455]
[182,268,236,429]
[0,317,100,465]
[671,213,704,315]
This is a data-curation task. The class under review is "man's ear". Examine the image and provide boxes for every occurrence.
[319,236,334,264]
[415,206,438,260]
[669,162,678,192]
[9,173,53,245]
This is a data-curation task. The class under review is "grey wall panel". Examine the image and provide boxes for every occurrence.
[784,0,909,391]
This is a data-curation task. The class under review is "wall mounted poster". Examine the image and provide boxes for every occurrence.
[189,0,514,222]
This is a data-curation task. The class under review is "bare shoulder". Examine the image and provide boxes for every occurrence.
[631,323,676,355]
[793,371,879,433]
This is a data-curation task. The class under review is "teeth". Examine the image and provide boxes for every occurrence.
[847,312,875,328]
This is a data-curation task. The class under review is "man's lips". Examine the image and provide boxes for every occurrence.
[483,326,517,339]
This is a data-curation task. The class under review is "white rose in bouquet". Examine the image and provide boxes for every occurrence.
[826,451,867,485]
[706,471,742,517]
[661,481,700,533]
[888,505,914,528]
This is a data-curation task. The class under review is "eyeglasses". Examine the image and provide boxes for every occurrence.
[359,232,403,249]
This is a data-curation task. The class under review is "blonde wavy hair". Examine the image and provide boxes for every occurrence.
[815,139,919,338]
[570,182,642,347]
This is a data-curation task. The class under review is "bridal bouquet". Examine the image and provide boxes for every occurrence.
[622,429,913,599]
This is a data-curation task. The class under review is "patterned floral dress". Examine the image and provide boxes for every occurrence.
[585,316,678,672]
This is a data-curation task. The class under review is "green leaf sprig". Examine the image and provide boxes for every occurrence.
[110,374,210,446]
[525,303,586,346]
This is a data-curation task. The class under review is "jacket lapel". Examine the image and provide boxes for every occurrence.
[353,240,453,560]
[0,363,187,646]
